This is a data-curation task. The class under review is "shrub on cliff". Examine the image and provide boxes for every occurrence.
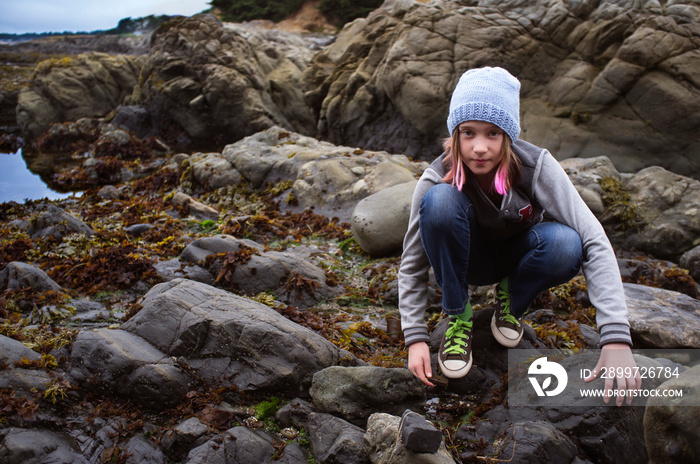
[319,0,383,25]
[210,0,307,23]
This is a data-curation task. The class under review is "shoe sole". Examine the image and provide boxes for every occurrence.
[490,312,523,348]
[439,352,473,379]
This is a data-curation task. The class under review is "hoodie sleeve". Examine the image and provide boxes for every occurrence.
[533,149,632,346]
[397,168,443,346]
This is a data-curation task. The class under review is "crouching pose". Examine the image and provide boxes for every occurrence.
[398,67,641,405]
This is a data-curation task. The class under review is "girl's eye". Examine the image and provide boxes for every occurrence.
[489,131,501,137]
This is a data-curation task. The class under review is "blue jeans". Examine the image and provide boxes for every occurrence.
[419,184,583,317]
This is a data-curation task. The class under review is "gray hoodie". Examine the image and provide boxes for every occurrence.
[398,139,632,347]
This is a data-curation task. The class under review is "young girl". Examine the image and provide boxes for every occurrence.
[398,67,641,406]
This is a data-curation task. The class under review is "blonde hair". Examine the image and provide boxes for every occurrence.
[442,128,521,195]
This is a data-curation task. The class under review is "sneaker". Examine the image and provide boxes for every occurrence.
[490,280,524,347]
[438,316,473,378]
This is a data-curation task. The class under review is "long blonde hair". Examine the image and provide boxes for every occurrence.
[441,128,521,195]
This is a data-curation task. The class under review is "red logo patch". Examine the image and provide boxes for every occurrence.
[519,204,534,222]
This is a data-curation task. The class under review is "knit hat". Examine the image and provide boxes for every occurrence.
[446,67,521,142]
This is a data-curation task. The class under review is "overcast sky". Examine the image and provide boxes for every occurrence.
[0,0,211,34]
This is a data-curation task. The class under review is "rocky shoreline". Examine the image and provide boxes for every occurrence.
[2,1,700,463]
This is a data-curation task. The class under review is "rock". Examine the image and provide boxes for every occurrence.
[399,410,443,454]
[275,398,317,430]
[69,328,188,408]
[307,412,370,464]
[130,14,316,151]
[0,261,62,293]
[644,364,700,464]
[180,234,264,265]
[351,180,416,257]
[0,334,41,365]
[180,234,339,308]
[189,153,241,190]
[303,0,700,178]
[124,223,153,237]
[680,245,700,282]
[309,366,426,426]
[185,426,307,464]
[27,205,95,241]
[0,368,52,396]
[111,105,154,139]
[623,167,700,260]
[97,185,121,200]
[17,52,143,140]
[625,283,700,348]
[219,126,426,221]
[121,279,357,393]
[122,435,166,464]
[0,428,90,464]
[160,417,211,458]
[171,192,220,221]
[153,258,215,286]
[493,421,578,464]
[364,412,455,464]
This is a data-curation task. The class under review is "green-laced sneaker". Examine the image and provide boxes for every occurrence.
[438,316,473,378]
[490,279,524,347]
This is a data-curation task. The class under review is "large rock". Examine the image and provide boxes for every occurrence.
[219,127,425,221]
[304,0,700,178]
[351,180,416,257]
[0,428,90,464]
[644,364,700,464]
[68,328,189,408]
[27,205,95,241]
[309,366,426,426]
[625,283,700,348]
[121,279,358,393]
[130,14,316,150]
[622,167,700,260]
[16,52,143,140]
[179,234,340,308]
[364,412,455,464]
[0,261,62,293]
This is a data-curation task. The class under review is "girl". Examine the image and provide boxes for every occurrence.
[398,67,641,406]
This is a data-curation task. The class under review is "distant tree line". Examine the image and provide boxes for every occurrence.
[209,0,383,26]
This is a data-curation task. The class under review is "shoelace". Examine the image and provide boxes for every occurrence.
[497,286,520,326]
[443,318,472,355]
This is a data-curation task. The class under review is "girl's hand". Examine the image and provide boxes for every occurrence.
[408,342,434,387]
[584,343,642,406]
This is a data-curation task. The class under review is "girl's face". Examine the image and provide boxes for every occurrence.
[457,121,504,178]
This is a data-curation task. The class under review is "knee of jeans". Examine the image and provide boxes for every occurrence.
[420,184,473,228]
[532,224,582,272]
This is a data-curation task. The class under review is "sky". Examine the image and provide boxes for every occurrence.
[0,0,212,34]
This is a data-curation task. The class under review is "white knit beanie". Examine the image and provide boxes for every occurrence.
[446,67,521,142]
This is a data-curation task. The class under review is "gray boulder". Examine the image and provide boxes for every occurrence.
[680,245,700,282]
[0,261,62,293]
[17,52,142,140]
[121,279,357,393]
[180,234,339,308]
[130,14,316,150]
[185,426,307,464]
[0,334,41,365]
[69,328,189,408]
[304,0,700,178]
[307,412,369,464]
[351,180,416,257]
[309,366,426,426]
[219,126,425,221]
[27,205,95,241]
[644,364,700,464]
[0,428,89,464]
[364,412,455,464]
[625,283,700,348]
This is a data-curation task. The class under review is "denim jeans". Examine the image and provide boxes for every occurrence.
[419,183,583,317]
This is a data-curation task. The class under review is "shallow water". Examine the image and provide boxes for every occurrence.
[0,149,77,203]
